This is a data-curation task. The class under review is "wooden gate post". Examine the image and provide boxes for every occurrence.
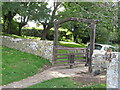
[53,22,59,64]
[68,54,75,69]
[85,47,89,66]
[89,23,96,73]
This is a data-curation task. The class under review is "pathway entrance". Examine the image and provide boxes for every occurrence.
[53,17,98,72]
[2,64,105,88]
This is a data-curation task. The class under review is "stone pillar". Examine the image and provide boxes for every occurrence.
[119,52,120,89]
[107,52,120,89]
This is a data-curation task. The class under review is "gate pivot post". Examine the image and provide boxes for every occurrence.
[68,54,75,69]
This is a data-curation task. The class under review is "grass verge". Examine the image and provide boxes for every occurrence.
[81,84,106,89]
[23,77,106,89]
[2,46,51,85]
[25,77,79,88]
[59,41,85,48]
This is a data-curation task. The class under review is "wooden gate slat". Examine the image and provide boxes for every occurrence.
[75,56,86,58]
[56,48,86,50]
[56,53,86,56]
[56,55,85,60]
[74,59,86,62]
[56,60,68,63]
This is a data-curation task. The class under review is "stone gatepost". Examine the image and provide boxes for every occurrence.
[106,52,120,89]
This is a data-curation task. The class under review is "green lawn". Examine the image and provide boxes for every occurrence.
[25,77,80,88]
[24,77,106,89]
[59,41,85,48]
[2,46,51,85]
[81,84,106,89]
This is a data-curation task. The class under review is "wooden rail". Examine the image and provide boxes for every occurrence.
[56,53,86,56]
[56,48,86,50]
[56,55,85,59]
[55,59,86,63]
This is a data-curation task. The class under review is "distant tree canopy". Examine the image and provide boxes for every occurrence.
[2,2,50,35]
[1,2,118,45]
[58,2,118,44]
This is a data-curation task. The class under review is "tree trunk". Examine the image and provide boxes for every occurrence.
[41,25,52,40]
[6,11,16,34]
[7,21,12,34]
[18,25,22,36]
[18,22,27,36]
[73,35,78,43]
[41,28,50,40]
[41,29,47,40]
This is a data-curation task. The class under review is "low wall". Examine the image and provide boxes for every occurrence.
[1,36,53,62]
[92,52,120,89]
[92,54,109,73]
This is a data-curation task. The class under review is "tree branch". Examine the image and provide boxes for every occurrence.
[50,2,61,22]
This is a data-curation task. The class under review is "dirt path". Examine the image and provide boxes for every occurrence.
[2,64,106,88]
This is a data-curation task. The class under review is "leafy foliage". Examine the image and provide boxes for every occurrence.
[58,2,118,44]
[2,2,50,35]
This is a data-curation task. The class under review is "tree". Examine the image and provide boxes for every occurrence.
[2,2,20,34]
[0,2,2,27]
[0,2,2,23]
[15,2,50,36]
[58,2,117,44]
[2,2,50,36]
[36,2,61,40]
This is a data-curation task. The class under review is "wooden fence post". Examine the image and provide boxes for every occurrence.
[53,23,59,64]
[89,23,96,73]
[85,47,89,66]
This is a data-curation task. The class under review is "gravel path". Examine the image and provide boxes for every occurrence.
[2,64,106,89]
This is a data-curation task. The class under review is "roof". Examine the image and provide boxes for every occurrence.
[95,43,115,48]
[88,43,115,48]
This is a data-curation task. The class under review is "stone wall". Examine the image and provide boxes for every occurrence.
[92,52,120,89]
[1,36,53,62]
[92,54,109,73]
[92,52,119,73]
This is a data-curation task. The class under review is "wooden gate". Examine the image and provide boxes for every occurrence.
[53,47,89,68]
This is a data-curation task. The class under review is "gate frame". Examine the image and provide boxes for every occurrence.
[53,17,98,73]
